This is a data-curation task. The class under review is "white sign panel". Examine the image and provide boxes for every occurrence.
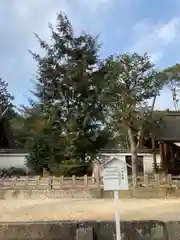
[103,164,128,191]
[102,158,129,240]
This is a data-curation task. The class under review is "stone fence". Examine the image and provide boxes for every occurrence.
[1,173,180,190]
[0,174,180,199]
[0,175,98,190]
[0,220,180,239]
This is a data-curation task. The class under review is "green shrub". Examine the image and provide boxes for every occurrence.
[52,163,93,176]
[0,167,28,177]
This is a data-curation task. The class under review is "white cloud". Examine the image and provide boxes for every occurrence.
[0,0,116,54]
[158,18,180,45]
[131,18,180,62]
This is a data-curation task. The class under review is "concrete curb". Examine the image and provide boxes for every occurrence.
[0,220,179,239]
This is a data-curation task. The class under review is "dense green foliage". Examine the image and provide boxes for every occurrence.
[25,13,112,172]
[100,53,164,182]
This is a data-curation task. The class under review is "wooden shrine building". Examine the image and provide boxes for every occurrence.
[98,111,180,176]
[154,111,180,175]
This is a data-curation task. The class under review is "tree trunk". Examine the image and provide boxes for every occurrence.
[151,135,157,172]
[128,127,137,186]
[131,148,137,186]
[92,162,100,183]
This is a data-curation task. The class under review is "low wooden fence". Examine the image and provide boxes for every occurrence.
[0,175,98,190]
[0,174,180,190]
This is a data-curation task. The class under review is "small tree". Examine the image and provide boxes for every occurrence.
[102,53,163,185]
[0,78,14,118]
[26,119,66,173]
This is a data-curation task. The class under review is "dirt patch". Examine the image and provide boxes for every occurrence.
[0,198,180,222]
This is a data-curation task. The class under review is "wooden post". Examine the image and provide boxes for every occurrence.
[72,175,76,186]
[96,175,100,188]
[48,176,53,190]
[0,178,4,188]
[152,135,157,172]
[60,176,64,188]
[24,176,29,189]
[11,176,17,188]
[170,144,175,170]
[36,176,40,189]
[91,175,95,184]
[84,175,88,187]
[166,174,172,186]
[160,172,166,182]
[155,173,160,187]
[144,174,148,186]
[159,142,165,171]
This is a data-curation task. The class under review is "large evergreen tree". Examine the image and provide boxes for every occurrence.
[27,12,109,171]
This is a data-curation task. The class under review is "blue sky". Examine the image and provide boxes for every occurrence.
[1,0,180,109]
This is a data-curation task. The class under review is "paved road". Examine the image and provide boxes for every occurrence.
[0,198,180,222]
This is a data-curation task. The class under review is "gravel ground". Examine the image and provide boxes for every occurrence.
[0,198,180,222]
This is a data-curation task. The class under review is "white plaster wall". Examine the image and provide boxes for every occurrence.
[101,153,161,175]
[143,154,161,174]
[0,153,28,169]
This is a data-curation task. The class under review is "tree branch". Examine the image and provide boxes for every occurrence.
[136,125,143,149]
[0,107,8,121]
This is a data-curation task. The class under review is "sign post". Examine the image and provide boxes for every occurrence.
[102,158,129,240]
[114,190,121,240]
